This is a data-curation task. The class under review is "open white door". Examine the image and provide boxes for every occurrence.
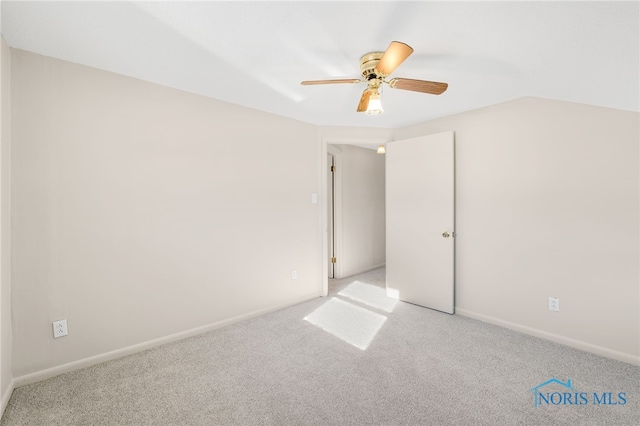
[386,132,455,314]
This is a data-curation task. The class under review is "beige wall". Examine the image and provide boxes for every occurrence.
[0,36,13,411]
[320,126,393,142]
[10,49,322,379]
[4,45,639,390]
[394,97,640,363]
[335,145,385,277]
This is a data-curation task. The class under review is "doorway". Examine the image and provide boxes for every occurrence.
[322,138,387,296]
[321,133,456,314]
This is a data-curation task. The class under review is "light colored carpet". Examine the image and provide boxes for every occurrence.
[2,268,639,425]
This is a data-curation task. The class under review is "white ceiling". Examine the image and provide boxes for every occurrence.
[1,1,638,128]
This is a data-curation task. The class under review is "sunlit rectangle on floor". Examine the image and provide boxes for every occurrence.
[304,298,386,350]
[338,281,398,313]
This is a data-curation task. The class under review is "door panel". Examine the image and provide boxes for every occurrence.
[385,132,455,314]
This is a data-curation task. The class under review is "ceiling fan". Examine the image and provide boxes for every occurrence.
[301,41,448,115]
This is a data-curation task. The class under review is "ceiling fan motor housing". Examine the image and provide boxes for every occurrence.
[360,52,385,80]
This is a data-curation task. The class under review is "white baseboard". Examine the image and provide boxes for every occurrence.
[1,378,15,418]
[338,263,386,279]
[456,308,640,366]
[12,292,322,389]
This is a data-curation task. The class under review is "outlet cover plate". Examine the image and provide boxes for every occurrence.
[548,297,560,312]
[53,319,68,338]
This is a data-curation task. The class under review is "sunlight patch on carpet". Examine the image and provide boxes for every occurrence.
[304,298,386,350]
[338,281,398,313]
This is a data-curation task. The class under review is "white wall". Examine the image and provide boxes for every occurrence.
[394,97,640,364]
[10,49,322,380]
[0,36,13,412]
[334,145,385,277]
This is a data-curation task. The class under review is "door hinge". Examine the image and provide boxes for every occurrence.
[331,257,337,264]
[330,165,336,172]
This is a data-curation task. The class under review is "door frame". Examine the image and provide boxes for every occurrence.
[320,137,388,297]
[327,147,342,280]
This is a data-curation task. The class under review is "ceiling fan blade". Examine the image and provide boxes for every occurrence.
[301,79,361,85]
[357,89,372,112]
[375,41,414,76]
[388,78,448,95]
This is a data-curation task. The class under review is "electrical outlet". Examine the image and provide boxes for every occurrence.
[53,319,68,338]
[291,270,298,280]
[548,297,560,312]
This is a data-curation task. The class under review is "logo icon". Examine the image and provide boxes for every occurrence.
[529,378,577,408]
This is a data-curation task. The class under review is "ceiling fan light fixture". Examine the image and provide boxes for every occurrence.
[301,41,448,115]
[366,88,383,115]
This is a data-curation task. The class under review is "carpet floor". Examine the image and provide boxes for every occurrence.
[2,268,639,425]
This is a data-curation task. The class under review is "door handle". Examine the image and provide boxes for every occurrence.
[442,231,454,238]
